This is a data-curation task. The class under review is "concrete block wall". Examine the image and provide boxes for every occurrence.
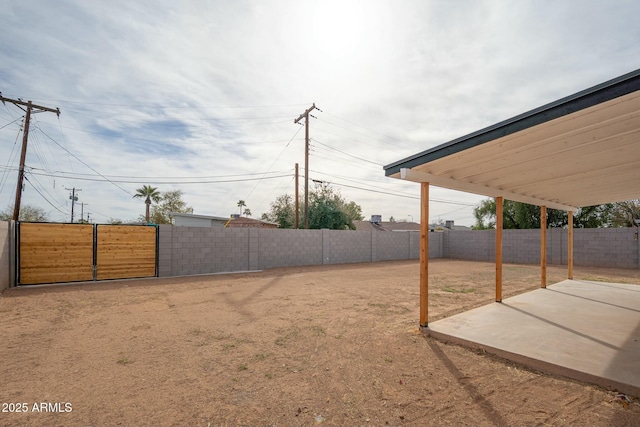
[159,225,251,276]
[256,228,322,270]
[158,227,443,277]
[504,229,541,264]
[323,229,371,265]
[445,228,640,269]
[156,225,639,278]
[444,229,495,261]
[375,231,412,261]
[574,228,637,269]
[0,221,12,291]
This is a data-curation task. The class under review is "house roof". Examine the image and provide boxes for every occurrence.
[226,217,279,228]
[170,212,229,222]
[384,69,640,212]
[353,220,421,231]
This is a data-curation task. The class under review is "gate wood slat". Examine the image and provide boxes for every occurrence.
[96,225,156,280]
[19,223,94,285]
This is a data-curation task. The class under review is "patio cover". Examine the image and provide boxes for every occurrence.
[384,68,640,211]
[384,68,640,328]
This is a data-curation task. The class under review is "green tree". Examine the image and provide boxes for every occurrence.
[237,200,246,215]
[145,189,193,224]
[0,204,48,222]
[243,208,252,217]
[610,199,640,227]
[472,198,612,229]
[133,185,161,224]
[262,194,297,228]
[308,182,357,230]
[262,184,363,230]
[342,201,364,221]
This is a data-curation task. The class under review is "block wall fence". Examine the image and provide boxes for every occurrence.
[0,221,12,291]
[2,222,638,287]
[157,225,640,277]
[157,225,438,276]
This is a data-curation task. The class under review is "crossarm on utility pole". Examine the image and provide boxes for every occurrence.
[1,93,60,220]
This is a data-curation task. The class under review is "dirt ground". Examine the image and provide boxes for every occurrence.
[1,259,639,427]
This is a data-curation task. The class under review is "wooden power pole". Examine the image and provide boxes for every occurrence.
[0,94,60,221]
[294,103,316,229]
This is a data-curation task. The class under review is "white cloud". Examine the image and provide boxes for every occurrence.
[1,0,639,225]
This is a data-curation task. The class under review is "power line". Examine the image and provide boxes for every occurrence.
[0,94,60,220]
[27,169,293,184]
[0,117,24,197]
[311,138,382,166]
[24,167,292,181]
[244,125,303,201]
[34,125,134,198]
[1,98,312,110]
[0,116,24,131]
[309,174,478,207]
[319,109,403,144]
[24,176,68,216]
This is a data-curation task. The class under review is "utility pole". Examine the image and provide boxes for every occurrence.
[66,187,81,223]
[79,202,88,223]
[0,93,60,221]
[294,103,316,229]
[294,163,299,228]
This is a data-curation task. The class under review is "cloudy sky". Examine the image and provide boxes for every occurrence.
[1,0,638,226]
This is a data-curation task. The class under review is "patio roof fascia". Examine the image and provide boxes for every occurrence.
[383,68,640,177]
[399,168,578,212]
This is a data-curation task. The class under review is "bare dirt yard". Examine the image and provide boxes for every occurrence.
[1,259,639,426]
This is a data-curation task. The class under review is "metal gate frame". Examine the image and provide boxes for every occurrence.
[16,222,158,286]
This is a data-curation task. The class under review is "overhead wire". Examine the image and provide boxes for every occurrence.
[27,170,293,185]
[0,116,24,131]
[26,168,293,181]
[35,126,136,197]
[244,125,302,201]
[311,138,382,166]
[24,170,68,214]
[319,109,403,143]
[23,176,68,216]
[0,117,24,197]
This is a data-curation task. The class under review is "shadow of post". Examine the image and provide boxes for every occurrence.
[426,338,509,426]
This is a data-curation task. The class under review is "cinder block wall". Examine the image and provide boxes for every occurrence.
[445,228,640,269]
[257,228,322,269]
[159,225,251,276]
[158,227,442,277]
[444,229,495,261]
[574,228,637,269]
[157,226,639,278]
[323,229,371,264]
[0,221,11,291]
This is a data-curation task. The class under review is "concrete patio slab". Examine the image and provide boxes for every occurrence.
[425,280,640,396]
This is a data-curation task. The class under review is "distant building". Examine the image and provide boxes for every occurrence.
[353,215,422,232]
[171,212,278,228]
[172,212,229,227]
[354,216,470,232]
[225,216,278,229]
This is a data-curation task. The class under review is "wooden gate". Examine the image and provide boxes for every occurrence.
[96,225,157,280]
[18,223,157,285]
[18,223,94,285]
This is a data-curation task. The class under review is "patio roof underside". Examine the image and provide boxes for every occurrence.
[384,69,640,211]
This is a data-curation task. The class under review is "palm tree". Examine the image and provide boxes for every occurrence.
[134,185,161,223]
[237,200,246,215]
